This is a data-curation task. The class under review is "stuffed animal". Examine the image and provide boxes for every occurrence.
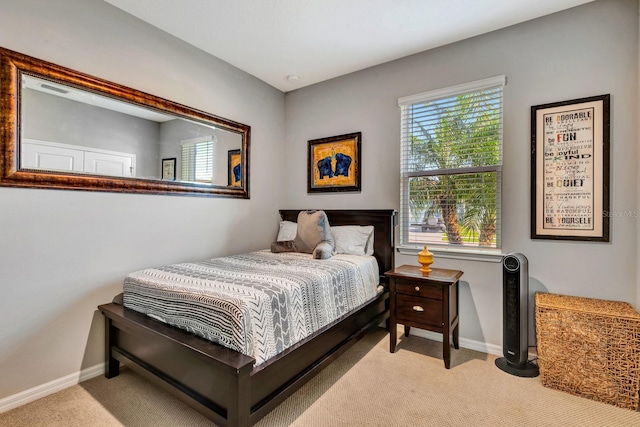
[271,210,334,259]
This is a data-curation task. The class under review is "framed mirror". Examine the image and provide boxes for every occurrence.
[0,47,250,198]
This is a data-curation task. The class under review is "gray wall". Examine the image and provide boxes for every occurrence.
[0,0,285,400]
[23,89,161,178]
[284,0,639,349]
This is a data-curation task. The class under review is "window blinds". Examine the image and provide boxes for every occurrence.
[181,136,214,183]
[399,76,505,248]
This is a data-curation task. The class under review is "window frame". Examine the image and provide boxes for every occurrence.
[398,75,506,259]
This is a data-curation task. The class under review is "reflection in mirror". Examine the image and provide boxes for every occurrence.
[0,47,250,198]
[21,75,243,186]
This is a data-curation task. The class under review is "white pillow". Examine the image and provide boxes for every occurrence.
[332,225,374,256]
[365,230,374,256]
[276,221,297,241]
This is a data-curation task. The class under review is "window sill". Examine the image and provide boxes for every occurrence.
[397,245,505,263]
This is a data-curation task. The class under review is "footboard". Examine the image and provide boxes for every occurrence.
[99,289,389,427]
[100,302,255,426]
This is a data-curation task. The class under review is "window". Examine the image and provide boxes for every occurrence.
[181,136,215,183]
[399,76,505,249]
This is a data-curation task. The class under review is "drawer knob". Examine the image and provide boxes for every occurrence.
[415,286,420,292]
[412,305,424,312]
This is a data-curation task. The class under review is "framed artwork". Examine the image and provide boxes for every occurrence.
[161,157,176,181]
[307,132,361,193]
[228,149,242,187]
[531,94,610,241]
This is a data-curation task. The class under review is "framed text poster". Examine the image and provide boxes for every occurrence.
[531,94,610,241]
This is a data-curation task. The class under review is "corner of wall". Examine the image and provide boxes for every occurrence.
[636,0,640,310]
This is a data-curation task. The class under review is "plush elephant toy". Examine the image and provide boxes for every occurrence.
[271,210,334,259]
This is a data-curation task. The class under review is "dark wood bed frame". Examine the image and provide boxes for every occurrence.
[98,209,396,426]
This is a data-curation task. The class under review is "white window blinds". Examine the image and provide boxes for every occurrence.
[181,136,214,183]
[399,76,505,249]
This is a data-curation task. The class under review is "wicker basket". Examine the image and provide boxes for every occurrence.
[535,292,640,410]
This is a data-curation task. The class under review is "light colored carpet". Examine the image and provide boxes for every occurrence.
[2,328,639,426]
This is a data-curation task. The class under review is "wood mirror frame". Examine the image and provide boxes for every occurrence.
[0,47,250,198]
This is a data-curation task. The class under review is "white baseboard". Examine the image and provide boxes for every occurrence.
[408,330,538,361]
[409,329,503,356]
[0,363,105,413]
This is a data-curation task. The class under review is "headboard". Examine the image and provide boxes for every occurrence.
[279,209,396,282]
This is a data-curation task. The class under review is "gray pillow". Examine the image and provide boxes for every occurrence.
[270,240,297,253]
[270,210,334,259]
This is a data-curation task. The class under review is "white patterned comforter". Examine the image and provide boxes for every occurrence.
[122,250,380,365]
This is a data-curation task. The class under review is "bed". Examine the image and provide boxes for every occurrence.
[98,209,395,427]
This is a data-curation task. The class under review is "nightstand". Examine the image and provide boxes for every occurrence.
[386,265,463,369]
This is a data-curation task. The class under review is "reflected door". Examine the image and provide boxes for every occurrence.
[85,151,134,177]
[22,139,135,177]
[22,140,83,172]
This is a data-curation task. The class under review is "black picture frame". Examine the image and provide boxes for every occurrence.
[531,94,610,241]
[307,132,361,193]
[161,157,176,181]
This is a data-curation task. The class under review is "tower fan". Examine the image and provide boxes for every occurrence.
[495,252,539,377]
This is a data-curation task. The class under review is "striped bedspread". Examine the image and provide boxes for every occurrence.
[123,250,380,366]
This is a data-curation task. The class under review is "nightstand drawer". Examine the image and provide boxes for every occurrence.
[395,294,442,326]
[395,280,442,300]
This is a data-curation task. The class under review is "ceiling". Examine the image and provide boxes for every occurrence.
[104,0,594,93]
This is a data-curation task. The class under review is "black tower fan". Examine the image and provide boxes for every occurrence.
[495,252,539,377]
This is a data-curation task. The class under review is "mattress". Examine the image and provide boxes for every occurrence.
[122,250,380,365]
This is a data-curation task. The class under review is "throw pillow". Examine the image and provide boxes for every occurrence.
[294,210,334,259]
